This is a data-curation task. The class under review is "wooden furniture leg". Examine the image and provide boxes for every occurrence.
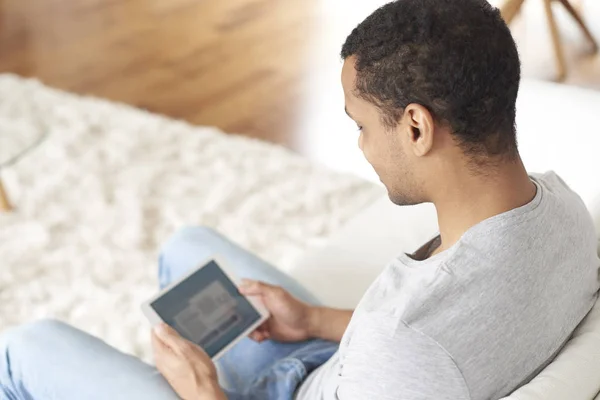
[0,176,12,212]
[556,0,599,53]
[543,0,568,81]
[500,0,527,25]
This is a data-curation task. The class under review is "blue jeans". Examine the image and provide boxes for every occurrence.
[0,226,338,400]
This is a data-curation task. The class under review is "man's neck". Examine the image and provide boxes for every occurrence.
[431,156,537,254]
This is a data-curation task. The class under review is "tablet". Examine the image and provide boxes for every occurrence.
[142,257,270,361]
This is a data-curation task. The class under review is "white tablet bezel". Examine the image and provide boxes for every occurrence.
[141,255,270,361]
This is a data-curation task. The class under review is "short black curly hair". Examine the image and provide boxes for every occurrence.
[341,0,521,159]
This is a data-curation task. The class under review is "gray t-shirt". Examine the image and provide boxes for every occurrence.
[296,172,600,400]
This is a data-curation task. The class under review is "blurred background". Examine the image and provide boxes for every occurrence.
[0,0,598,179]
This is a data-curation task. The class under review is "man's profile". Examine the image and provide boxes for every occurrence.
[0,0,598,399]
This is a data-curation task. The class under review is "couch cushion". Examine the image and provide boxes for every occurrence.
[499,299,600,400]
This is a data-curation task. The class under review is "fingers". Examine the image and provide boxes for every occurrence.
[152,329,179,373]
[249,330,271,342]
[151,328,171,354]
[238,279,279,296]
[248,323,271,342]
[153,323,191,354]
[249,331,265,342]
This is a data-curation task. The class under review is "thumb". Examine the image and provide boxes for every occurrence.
[239,280,278,296]
[154,323,188,353]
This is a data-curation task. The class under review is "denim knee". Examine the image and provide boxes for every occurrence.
[159,226,218,260]
[0,319,67,359]
[158,226,222,288]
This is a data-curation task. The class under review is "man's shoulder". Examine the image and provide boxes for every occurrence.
[531,170,585,209]
[531,171,596,248]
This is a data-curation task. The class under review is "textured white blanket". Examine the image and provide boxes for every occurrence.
[0,74,381,361]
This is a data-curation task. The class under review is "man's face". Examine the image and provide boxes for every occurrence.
[341,57,421,206]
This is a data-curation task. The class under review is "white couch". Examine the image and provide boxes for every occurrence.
[288,80,600,400]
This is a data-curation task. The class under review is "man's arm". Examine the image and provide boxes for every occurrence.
[239,280,354,343]
[308,306,354,342]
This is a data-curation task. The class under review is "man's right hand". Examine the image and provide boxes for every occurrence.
[238,280,314,342]
[238,279,354,343]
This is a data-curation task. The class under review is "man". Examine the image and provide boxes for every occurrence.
[1,0,599,399]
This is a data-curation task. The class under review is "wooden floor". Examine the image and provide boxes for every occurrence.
[0,0,599,174]
[0,0,321,149]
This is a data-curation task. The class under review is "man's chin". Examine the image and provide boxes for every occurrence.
[386,190,420,207]
[378,177,417,206]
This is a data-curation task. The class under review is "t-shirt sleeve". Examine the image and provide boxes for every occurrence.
[336,321,471,400]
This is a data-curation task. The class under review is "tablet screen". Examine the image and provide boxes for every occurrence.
[150,260,262,358]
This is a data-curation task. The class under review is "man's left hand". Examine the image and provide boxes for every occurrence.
[152,323,226,400]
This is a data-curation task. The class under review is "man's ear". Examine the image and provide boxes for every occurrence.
[401,104,435,157]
